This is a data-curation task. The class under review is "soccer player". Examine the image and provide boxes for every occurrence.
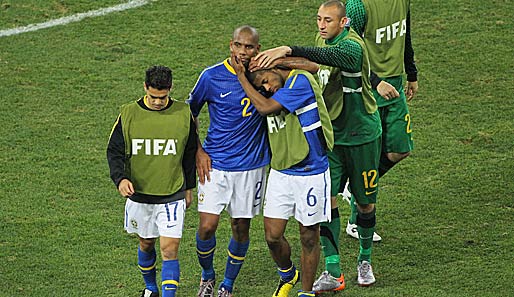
[186,25,270,297]
[343,0,419,240]
[252,0,382,289]
[107,65,197,297]
[232,52,334,297]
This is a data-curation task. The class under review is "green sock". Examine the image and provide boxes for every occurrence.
[348,195,358,225]
[357,209,376,264]
[320,208,341,277]
[357,225,374,263]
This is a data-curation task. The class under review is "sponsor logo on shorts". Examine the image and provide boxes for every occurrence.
[167,224,177,228]
[365,190,377,195]
[307,212,318,217]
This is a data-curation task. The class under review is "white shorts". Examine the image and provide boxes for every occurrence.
[263,168,331,226]
[197,166,267,218]
[124,199,186,239]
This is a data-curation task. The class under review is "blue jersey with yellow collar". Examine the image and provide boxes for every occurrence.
[272,73,329,176]
[187,58,270,171]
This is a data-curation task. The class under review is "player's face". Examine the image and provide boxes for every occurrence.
[145,85,170,110]
[252,71,285,94]
[317,5,346,40]
[230,32,260,66]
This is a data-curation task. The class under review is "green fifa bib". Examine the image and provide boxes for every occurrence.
[315,29,377,118]
[267,70,333,171]
[121,100,190,195]
[315,34,344,120]
[362,0,409,77]
[344,28,377,115]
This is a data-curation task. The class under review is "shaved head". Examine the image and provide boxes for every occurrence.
[321,0,346,19]
[233,25,260,43]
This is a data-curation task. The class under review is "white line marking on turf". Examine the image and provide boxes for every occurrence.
[0,0,151,38]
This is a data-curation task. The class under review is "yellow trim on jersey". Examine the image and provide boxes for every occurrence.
[223,58,236,75]
[288,74,299,89]
[228,250,245,261]
[108,115,121,140]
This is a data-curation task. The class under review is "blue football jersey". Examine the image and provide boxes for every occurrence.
[187,59,270,171]
[272,73,329,176]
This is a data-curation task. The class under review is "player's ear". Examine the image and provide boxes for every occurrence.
[340,17,347,28]
[143,82,148,91]
[257,43,261,52]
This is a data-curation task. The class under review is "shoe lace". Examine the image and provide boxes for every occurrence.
[199,280,215,295]
[359,262,371,276]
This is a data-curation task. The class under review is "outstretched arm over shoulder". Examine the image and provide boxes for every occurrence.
[231,54,283,116]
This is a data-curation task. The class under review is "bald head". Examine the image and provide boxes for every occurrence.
[233,25,260,43]
[320,0,346,19]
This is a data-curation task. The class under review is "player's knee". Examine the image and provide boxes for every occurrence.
[356,207,376,229]
[160,248,178,260]
[198,223,217,239]
[139,238,156,252]
[264,229,283,247]
[387,151,410,163]
[300,227,319,251]
[231,218,251,241]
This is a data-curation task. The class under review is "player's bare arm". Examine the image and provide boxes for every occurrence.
[185,189,193,209]
[194,117,211,185]
[250,56,319,74]
[231,54,282,116]
[253,46,292,69]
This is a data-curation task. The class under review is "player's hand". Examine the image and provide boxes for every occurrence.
[253,46,292,69]
[377,81,400,100]
[185,189,192,209]
[118,179,134,197]
[230,52,246,76]
[248,57,284,72]
[405,81,418,101]
[196,146,212,185]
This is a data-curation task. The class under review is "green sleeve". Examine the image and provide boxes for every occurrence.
[346,0,367,37]
[290,39,363,73]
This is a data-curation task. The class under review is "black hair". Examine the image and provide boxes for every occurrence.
[245,69,274,98]
[145,65,172,90]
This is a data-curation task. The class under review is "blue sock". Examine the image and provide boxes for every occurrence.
[161,259,179,297]
[277,264,296,282]
[196,232,216,280]
[138,247,158,293]
[220,238,249,292]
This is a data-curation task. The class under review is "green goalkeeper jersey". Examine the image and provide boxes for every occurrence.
[290,28,381,146]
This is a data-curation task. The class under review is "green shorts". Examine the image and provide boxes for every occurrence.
[377,91,414,154]
[328,136,380,205]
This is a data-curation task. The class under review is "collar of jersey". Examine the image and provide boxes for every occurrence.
[326,28,348,46]
[224,58,236,75]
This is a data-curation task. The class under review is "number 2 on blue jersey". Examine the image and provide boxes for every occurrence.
[241,98,253,117]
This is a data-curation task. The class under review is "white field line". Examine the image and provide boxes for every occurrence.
[0,0,151,38]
